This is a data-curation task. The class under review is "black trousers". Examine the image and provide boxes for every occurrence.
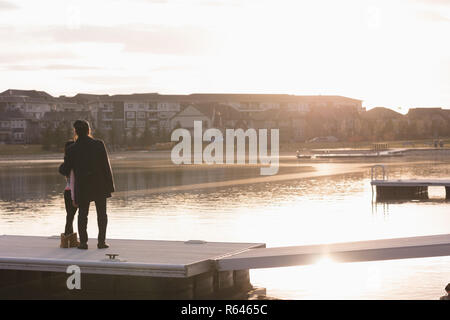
[78,197,108,244]
[63,190,78,235]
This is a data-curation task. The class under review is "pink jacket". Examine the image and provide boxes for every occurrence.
[65,170,76,202]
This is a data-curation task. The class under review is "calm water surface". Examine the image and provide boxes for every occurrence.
[0,152,449,299]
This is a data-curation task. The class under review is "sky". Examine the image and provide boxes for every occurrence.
[0,0,450,111]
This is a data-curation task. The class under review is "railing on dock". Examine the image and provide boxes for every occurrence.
[371,164,386,181]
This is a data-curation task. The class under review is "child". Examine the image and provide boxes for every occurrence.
[60,140,80,248]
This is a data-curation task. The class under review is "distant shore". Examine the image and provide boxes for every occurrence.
[0,141,449,162]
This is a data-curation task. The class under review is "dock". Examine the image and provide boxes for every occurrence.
[218,234,450,271]
[298,147,450,159]
[371,179,450,199]
[1,234,450,299]
[314,149,405,159]
[370,165,450,200]
[0,235,264,299]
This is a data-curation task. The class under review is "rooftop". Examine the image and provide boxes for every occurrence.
[0,89,54,100]
[364,107,404,119]
[83,93,363,103]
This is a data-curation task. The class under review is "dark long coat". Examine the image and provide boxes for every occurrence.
[59,136,115,204]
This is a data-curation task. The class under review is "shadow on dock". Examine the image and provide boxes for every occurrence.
[0,269,256,300]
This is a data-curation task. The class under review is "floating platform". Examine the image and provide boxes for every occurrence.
[315,150,404,158]
[0,235,264,299]
[218,234,450,271]
[371,179,450,200]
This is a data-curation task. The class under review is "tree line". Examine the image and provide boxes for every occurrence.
[40,123,174,151]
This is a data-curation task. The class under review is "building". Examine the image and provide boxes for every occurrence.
[0,110,39,144]
[0,89,56,120]
[0,89,368,144]
[0,96,54,120]
[407,108,450,138]
[54,101,87,112]
[186,93,362,114]
[40,111,93,130]
[169,105,212,134]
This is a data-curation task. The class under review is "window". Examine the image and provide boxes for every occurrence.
[126,111,135,119]
[102,113,113,120]
[137,111,146,119]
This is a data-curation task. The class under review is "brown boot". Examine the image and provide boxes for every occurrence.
[68,233,80,248]
[60,233,69,248]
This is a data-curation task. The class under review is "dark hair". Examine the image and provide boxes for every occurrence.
[73,120,90,137]
[446,283,450,292]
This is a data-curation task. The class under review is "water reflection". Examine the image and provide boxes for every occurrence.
[0,161,311,202]
[0,155,450,299]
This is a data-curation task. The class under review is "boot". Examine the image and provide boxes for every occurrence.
[60,233,69,248]
[97,242,109,249]
[67,233,80,248]
[77,243,88,250]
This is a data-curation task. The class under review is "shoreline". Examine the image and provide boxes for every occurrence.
[1,147,449,162]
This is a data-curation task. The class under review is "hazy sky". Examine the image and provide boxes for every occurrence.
[1,0,450,111]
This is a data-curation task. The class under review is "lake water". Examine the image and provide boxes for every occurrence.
[0,151,449,299]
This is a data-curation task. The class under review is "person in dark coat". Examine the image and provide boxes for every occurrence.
[59,120,115,249]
